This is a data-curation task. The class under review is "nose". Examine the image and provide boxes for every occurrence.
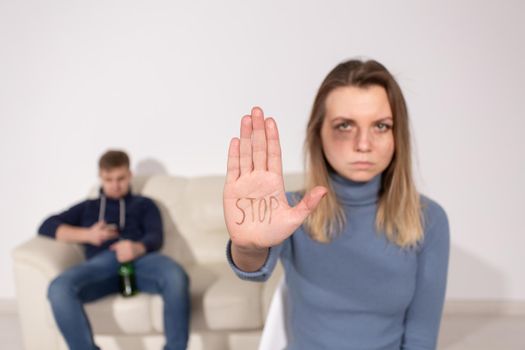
[355,129,371,152]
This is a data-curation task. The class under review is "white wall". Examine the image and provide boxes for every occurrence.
[1,0,523,300]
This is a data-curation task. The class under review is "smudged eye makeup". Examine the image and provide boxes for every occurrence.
[334,120,353,131]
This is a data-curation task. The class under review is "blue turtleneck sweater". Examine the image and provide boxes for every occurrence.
[38,189,163,259]
[227,173,450,350]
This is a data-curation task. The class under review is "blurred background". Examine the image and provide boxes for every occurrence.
[0,0,524,347]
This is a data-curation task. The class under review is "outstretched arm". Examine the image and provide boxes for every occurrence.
[223,106,327,272]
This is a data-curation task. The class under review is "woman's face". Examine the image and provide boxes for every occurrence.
[320,85,395,182]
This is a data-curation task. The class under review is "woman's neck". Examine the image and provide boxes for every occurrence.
[329,171,382,207]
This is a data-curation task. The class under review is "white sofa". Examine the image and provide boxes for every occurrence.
[12,174,302,350]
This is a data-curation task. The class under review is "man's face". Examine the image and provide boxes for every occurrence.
[99,166,131,199]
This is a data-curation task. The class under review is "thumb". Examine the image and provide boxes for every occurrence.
[291,186,328,223]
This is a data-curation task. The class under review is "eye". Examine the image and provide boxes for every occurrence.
[335,121,352,131]
[376,122,392,132]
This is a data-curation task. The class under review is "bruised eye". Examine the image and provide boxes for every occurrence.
[335,121,353,131]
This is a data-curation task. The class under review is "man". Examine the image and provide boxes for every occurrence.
[39,150,190,350]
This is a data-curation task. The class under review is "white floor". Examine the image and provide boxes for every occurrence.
[0,312,24,350]
[2,313,524,350]
[439,314,525,349]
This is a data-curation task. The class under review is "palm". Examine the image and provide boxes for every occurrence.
[223,107,326,250]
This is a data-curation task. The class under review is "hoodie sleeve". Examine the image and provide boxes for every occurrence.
[38,201,87,239]
[138,198,164,253]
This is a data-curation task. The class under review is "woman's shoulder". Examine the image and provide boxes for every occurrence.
[419,194,448,223]
[419,194,450,248]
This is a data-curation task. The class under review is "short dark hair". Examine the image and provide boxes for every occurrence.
[98,150,130,171]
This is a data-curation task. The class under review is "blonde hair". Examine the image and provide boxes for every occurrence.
[304,59,423,247]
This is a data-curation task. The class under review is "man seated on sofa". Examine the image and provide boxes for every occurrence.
[38,149,190,350]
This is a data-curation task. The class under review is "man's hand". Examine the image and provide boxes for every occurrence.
[86,221,119,246]
[110,240,146,263]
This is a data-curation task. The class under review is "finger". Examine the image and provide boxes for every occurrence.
[106,233,118,241]
[102,230,114,240]
[251,106,267,171]
[265,118,283,175]
[239,115,253,175]
[291,186,328,223]
[119,250,130,262]
[226,138,240,184]
[103,228,115,235]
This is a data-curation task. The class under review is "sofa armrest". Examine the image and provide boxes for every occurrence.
[12,235,84,279]
[202,261,285,332]
[12,236,85,350]
[203,272,264,331]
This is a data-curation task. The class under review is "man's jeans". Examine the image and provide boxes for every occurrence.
[47,250,190,350]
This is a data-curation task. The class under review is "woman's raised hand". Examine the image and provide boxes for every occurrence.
[223,107,327,250]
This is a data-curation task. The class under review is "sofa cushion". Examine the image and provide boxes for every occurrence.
[82,262,263,334]
[141,176,230,266]
[86,293,155,334]
[203,271,263,330]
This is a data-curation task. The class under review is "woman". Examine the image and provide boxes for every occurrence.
[223,59,449,350]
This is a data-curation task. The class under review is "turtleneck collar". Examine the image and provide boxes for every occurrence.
[329,171,382,207]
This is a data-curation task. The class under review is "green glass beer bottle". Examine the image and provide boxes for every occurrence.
[119,262,138,297]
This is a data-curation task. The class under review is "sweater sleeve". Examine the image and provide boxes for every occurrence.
[226,239,283,282]
[401,199,450,350]
[38,201,87,239]
[226,191,298,282]
[138,198,164,253]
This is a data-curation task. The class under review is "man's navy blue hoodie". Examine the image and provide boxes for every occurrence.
[38,189,163,259]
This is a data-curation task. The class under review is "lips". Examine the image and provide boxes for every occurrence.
[351,161,374,168]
